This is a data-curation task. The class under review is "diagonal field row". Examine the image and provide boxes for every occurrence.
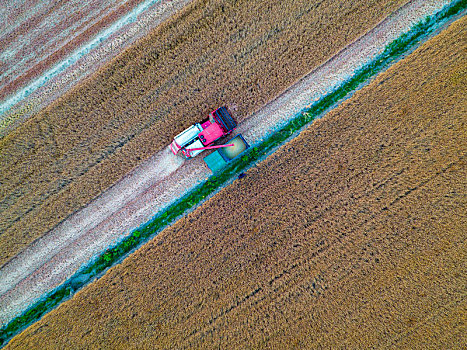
[0,0,146,101]
[7,14,466,350]
[0,0,194,135]
[0,0,410,266]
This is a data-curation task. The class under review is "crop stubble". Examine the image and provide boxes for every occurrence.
[0,0,409,265]
[0,0,147,101]
[7,14,466,350]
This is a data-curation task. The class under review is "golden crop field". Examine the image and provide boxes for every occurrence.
[7,14,466,350]
[0,0,408,266]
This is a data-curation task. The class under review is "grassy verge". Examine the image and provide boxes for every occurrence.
[1,0,465,346]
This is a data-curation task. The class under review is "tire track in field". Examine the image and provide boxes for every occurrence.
[387,295,466,348]
[185,156,465,346]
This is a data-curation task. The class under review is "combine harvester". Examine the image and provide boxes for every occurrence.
[170,106,250,172]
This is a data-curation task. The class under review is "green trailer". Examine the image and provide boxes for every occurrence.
[203,134,250,172]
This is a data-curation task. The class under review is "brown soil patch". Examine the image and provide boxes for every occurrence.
[0,0,146,100]
[0,0,407,266]
[7,14,466,350]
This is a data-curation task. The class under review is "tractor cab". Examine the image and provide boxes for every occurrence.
[170,107,237,159]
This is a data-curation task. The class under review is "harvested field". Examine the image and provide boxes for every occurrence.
[0,0,409,266]
[0,0,145,101]
[0,0,193,135]
[7,14,466,350]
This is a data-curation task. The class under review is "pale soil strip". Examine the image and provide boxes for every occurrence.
[0,0,194,136]
[0,0,120,84]
[0,0,450,327]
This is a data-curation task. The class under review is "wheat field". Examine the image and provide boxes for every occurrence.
[7,13,466,350]
[0,0,408,266]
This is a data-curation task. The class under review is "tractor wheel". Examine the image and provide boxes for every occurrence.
[217,107,237,131]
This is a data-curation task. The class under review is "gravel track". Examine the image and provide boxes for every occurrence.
[0,0,451,327]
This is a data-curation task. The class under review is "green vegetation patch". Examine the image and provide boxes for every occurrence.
[1,0,465,346]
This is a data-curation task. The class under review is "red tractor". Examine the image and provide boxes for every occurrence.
[170,106,237,158]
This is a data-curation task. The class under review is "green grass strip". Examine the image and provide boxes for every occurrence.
[1,0,465,346]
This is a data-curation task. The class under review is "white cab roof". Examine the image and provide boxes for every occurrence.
[174,124,203,147]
